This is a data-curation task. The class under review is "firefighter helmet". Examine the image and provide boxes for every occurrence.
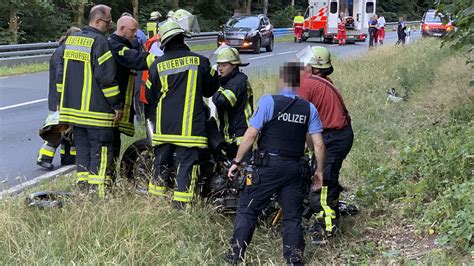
[173,9,192,21]
[167,10,175,18]
[159,20,189,48]
[216,47,249,67]
[308,46,332,69]
[150,11,161,20]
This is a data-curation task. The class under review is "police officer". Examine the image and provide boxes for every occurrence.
[108,16,155,160]
[212,47,253,158]
[225,62,326,264]
[36,27,80,171]
[57,4,121,198]
[147,11,161,38]
[144,20,219,208]
[297,46,354,244]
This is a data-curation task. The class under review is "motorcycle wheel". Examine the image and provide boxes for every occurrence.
[119,138,154,195]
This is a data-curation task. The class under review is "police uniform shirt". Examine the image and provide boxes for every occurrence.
[250,90,323,134]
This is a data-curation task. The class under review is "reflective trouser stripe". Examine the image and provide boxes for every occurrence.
[320,186,336,231]
[148,183,167,196]
[60,145,76,156]
[37,141,56,162]
[172,165,197,202]
[76,171,88,182]
[88,146,109,199]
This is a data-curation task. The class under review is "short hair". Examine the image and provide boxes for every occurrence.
[280,62,303,88]
[121,12,133,18]
[89,5,111,22]
[58,26,81,44]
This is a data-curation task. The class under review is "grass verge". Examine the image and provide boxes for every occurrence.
[0,63,49,77]
[1,38,472,264]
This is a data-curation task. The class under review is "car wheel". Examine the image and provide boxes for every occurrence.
[253,38,261,54]
[266,37,274,52]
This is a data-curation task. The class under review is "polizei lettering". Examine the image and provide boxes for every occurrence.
[277,112,307,124]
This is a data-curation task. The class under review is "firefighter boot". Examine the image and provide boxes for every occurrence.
[37,160,54,171]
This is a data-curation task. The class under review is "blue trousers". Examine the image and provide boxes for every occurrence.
[230,157,305,263]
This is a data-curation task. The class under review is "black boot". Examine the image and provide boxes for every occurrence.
[37,160,54,171]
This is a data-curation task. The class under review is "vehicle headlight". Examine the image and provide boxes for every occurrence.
[447,26,453,32]
[424,25,430,31]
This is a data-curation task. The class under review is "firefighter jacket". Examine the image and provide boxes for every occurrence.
[145,43,219,148]
[212,68,253,144]
[146,20,158,38]
[108,34,155,136]
[57,26,121,128]
[49,42,66,111]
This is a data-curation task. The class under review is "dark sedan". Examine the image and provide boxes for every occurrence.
[217,15,274,54]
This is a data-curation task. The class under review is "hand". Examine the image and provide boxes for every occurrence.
[311,171,323,191]
[113,109,123,122]
[228,163,239,179]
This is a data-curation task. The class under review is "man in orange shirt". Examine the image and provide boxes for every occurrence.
[297,46,354,244]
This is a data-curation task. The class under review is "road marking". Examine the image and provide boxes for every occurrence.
[329,44,338,47]
[0,98,47,111]
[277,50,298,55]
[0,165,75,198]
[248,54,274,60]
[0,77,7,80]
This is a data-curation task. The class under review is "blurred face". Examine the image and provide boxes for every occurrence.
[122,23,138,41]
[218,62,236,77]
[97,12,112,33]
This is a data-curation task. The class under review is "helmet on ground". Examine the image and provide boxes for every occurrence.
[308,46,332,69]
[150,11,161,20]
[159,20,190,48]
[216,47,249,66]
[167,10,175,18]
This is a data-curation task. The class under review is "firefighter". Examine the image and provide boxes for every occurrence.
[225,62,325,264]
[144,20,219,208]
[297,46,354,244]
[36,27,80,170]
[57,4,122,198]
[293,12,304,43]
[108,16,156,162]
[147,11,161,38]
[166,11,175,21]
[212,47,252,159]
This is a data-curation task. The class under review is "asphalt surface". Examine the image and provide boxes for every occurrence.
[0,31,420,191]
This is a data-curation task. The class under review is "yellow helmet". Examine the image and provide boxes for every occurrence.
[150,11,161,20]
[173,9,192,21]
[159,20,189,47]
[308,46,332,69]
[216,47,249,66]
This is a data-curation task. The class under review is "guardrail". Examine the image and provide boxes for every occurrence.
[0,23,418,67]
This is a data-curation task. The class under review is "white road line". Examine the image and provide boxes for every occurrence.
[0,98,47,111]
[248,54,274,60]
[329,44,338,47]
[0,165,75,198]
[277,50,298,55]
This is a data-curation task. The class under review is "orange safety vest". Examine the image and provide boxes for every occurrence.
[140,34,160,104]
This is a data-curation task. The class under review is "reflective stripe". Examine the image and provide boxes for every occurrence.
[156,75,168,135]
[182,69,197,136]
[65,36,94,47]
[320,186,336,232]
[119,75,134,136]
[59,59,69,109]
[98,50,112,65]
[102,85,120,98]
[56,83,63,93]
[146,54,155,68]
[39,148,55,157]
[152,134,207,147]
[119,122,135,136]
[219,87,238,107]
[59,114,117,128]
[145,79,152,89]
[70,149,77,156]
[223,112,230,142]
[210,67,216,77]
[81,62,92,111]
[65,44,92,53]
[76,171,89,182]
[60,107,115,120]
[118,47,129,56]
[244,102,252,127]
[64,49,91,62]
[159,65,198,77]
[148,182,167,196]
[172,165,197,202]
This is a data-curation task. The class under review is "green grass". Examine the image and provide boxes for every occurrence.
[0,63,49,77]
[1,38,472,264]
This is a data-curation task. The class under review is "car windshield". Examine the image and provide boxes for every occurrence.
[226,16,259,29]
[425,13,444,23]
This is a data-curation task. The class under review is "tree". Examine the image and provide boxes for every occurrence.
[131,0,139,19]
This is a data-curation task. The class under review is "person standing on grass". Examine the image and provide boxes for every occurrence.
[297,46,354,245]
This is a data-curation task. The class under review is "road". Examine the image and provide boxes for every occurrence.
[0,31,420,191]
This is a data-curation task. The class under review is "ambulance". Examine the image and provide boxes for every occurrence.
[301,0,376,43]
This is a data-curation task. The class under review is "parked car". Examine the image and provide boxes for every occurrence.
[217,14,274,54]
[422,10,454,37]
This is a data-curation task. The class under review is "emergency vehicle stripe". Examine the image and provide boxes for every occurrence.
[102,85,120,98]
[118,47,129,56]
[146,54,155,68]
[81,63,92,111]
[98,50,113,65]
[172,165,197,202]
[60,107,115,120]
[219,87,237,107]
[59,59,69,109]
[148,182,167,196]
[76,171,88,182]
[182,69,197,136]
